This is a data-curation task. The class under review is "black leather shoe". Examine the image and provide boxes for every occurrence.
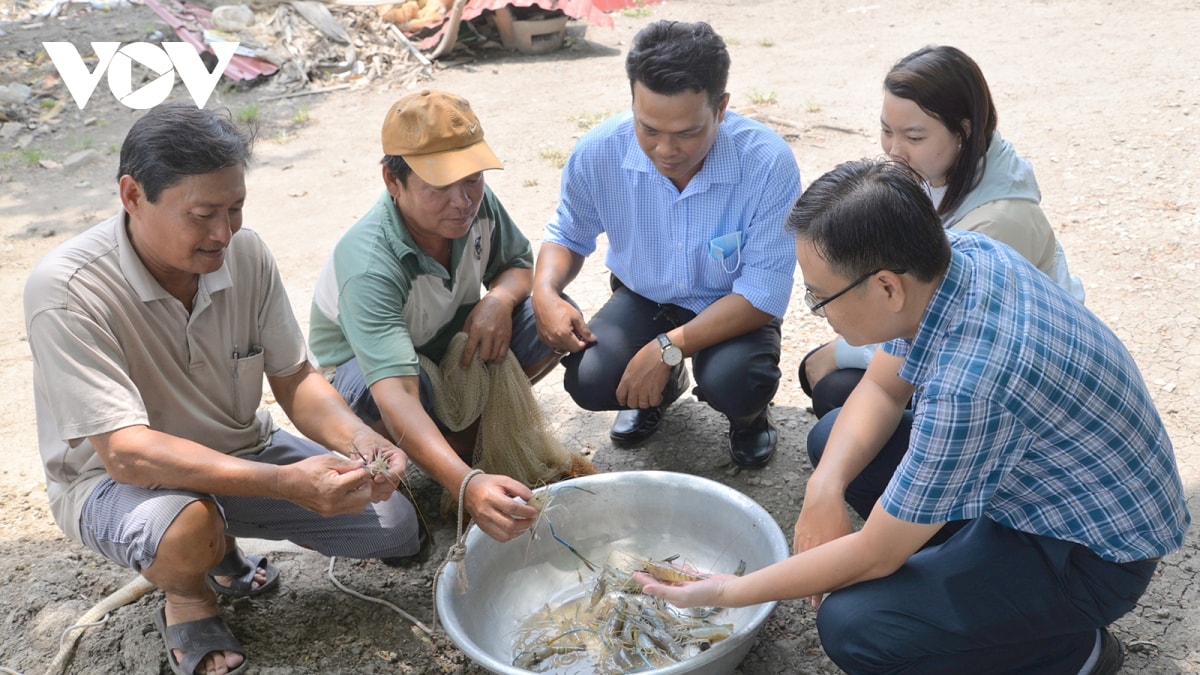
[610,407,665,445]
[610,365,689,446]
[728,407,778,469]
[1089,627,1124,675]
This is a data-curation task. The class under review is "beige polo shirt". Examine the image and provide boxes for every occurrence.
[23,211,308,543]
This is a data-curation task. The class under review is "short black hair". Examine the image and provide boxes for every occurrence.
[381,155,412,186]
[625,20,730,111]
[117,102,253,203]
[786,159,951,283]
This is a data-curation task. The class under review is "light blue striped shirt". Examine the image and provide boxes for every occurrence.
[544,110,801,317]
[881,230,1189,562]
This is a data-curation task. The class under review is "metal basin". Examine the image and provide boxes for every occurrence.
[435,470,790,674]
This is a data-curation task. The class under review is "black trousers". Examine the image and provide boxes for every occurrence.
[561,276,781,420]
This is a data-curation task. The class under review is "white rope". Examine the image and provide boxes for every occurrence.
[326,557,433,637]
[58,615,111,648]
[327,469,486,640]
[45,574,156,675]
[431,468,483,631]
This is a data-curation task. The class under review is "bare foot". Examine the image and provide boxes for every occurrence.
[210,565,268,593]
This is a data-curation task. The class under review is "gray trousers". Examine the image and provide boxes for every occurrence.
[80,428,421,572]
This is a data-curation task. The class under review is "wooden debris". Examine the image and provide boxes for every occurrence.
[261,83,353,101]
[290,0,352,43]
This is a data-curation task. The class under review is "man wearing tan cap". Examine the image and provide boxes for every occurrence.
[309,90,560,544]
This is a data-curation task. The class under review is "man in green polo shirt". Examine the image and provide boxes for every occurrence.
[309,90,559,543]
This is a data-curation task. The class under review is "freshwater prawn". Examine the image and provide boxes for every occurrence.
[348,436,434,544]
[638,553,711,584]
[522,483,598,571]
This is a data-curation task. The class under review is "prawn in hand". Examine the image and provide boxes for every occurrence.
[635,571,738,609]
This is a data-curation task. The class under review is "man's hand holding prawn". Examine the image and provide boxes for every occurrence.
[347,430,407,503]
[465,474,538,542]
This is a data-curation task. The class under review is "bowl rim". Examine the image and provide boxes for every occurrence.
[434,470,792,674]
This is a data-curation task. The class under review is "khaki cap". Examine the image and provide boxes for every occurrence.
[381,89,503,186]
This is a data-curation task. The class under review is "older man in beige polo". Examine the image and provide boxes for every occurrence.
[24,103,418,675]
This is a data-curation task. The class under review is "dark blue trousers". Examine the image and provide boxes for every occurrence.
[807,410,1158,674]
[562,276,781,420]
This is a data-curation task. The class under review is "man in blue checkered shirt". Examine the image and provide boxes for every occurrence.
[638,159,1190,674]
[531,20,801,469]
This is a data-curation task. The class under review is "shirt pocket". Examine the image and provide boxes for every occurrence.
[705,231,743,275]
[231,346,265,423]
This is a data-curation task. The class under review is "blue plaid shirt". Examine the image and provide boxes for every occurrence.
[882,231,1190,562]
[544,110,801,317]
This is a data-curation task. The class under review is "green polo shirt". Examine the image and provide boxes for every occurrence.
[309,186,532,386]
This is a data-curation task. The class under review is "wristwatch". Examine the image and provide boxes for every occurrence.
[657,333,683,367]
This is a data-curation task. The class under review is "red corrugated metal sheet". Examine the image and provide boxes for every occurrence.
[415,0,662,52]
[587,0,663,12]
[459,0,614,29]
[142,0,279,82]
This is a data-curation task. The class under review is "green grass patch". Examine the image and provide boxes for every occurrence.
[21,149,47,165]
[748,90,777,106]
[236,103,260,124]
[570,110,609,132]
[538,147,567,169]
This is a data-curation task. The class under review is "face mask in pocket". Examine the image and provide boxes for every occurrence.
[709,231,742,273]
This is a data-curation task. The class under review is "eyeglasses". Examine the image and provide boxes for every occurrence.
[805,268,907,317]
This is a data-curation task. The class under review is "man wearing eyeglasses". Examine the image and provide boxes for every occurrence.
[640,159,1188,675]
[803,267,908,318]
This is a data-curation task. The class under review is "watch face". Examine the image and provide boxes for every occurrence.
[663,345,683,366]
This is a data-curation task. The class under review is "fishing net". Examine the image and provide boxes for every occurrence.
[418,332,596,521]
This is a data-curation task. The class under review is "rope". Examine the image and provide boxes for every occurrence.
[420,333,594,523]
[45,574,156,675]
[326,557,432,636]
[431,468,483,632]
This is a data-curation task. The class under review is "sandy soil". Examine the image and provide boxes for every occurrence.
[1,0,1197,673]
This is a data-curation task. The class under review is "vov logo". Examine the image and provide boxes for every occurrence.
[43,42,239,110]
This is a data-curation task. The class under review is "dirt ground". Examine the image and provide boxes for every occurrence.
[1,0,1197,673]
